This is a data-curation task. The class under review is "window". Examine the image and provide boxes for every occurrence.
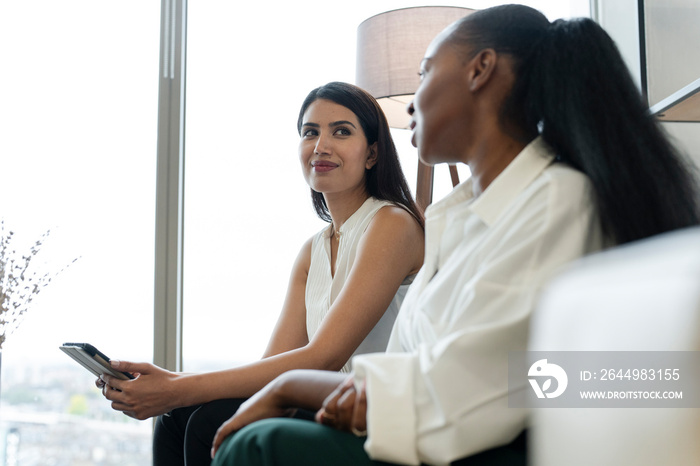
[0,1,160,464]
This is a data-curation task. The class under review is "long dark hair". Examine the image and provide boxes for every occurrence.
[297,82,423,227]
[448,5,699,245]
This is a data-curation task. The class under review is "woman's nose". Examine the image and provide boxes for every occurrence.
[314,134,331,154]
[406,101,415,116]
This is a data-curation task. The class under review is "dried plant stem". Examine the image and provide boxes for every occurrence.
[0,220,78,349]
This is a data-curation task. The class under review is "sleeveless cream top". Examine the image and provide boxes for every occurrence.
[305,197,415,373]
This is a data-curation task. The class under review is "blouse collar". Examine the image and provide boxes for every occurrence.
[426,136,556,227]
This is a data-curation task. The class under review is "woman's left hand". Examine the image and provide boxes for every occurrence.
[211,377,297,458]
[100,360,179,420]
[210,370,347,458]
[315,375,367,437]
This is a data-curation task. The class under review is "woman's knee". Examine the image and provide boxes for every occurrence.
[212,418,370,466]
[212,419,278,466]
[187,399,247,441]
[183,399,248,464]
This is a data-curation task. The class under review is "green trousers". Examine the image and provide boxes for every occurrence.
[211,418,527,466]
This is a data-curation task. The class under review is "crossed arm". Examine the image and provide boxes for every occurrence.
[98,206,423,420]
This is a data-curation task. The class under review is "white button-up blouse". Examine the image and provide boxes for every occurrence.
[352,137,603,465]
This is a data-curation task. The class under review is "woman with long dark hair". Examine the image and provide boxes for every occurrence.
[301,83,423,228]
[211,5,699,466]
[98,82,424,465]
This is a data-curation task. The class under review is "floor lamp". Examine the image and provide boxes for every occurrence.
[355,6,475,210]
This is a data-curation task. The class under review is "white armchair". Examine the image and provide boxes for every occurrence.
[529,227,700,466]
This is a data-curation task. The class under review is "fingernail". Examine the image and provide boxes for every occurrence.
[110,360,120,367]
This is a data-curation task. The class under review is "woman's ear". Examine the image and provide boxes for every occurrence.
[366,143,378,169]
[467,48,498,92]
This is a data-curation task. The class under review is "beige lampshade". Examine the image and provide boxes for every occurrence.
[356,6,476,129]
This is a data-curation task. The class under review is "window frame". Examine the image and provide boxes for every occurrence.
[154,0,187,372]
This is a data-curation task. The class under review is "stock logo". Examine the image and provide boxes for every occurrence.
[528,359,568,399]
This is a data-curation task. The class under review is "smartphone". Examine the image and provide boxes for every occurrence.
[59,342,134,380]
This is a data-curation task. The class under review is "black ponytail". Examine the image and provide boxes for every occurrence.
[525,18,699,244]
[451,5,699,245]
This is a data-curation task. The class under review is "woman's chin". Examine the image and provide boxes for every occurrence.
[417,149,438,166]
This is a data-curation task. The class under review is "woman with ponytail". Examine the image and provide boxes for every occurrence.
[211,5,700,466]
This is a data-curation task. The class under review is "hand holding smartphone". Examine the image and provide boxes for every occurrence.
[59,342,134,380]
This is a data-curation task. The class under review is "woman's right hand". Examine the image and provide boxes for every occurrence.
[315,375,367,436]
